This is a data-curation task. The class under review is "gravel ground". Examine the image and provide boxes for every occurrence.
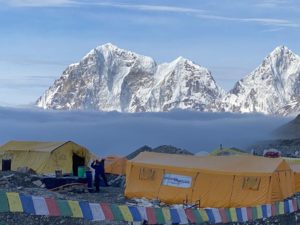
[1,171,300,225]
[0,171,126,204]
[0,171,128,225]
[0,213,129,225]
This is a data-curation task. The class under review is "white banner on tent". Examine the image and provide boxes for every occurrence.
[162,173,192,188]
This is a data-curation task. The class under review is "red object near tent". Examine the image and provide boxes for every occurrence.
[264,151,280,158]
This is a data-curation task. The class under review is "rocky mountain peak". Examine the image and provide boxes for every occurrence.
[261,45,299,73]
[36,44,300,116]
[173,56,188,63]
[221,46,300,115]
[86,43,134,58]
[99,42,118,49]
[36,44,223,112]
[93,42,125,53]
[84,43,147,63]
[270,45,292,57]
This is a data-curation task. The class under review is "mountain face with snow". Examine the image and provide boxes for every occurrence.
[37,44,300,116]
[221,46,300,115]
[36,43,224,112]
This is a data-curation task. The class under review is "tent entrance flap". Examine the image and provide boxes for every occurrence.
[72,154,85,176]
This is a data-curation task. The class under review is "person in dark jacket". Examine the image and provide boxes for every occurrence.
[99,159,109,186]
[91,160,101,192]
[91,159,109,192]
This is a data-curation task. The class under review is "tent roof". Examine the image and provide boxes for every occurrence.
[0,141,70,153]
[130,152,289,175]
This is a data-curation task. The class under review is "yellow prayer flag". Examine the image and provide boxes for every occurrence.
[199,209,209,221]
[6,192,23,212]
[119,205,133,222]
[279,202,284,214]
[256,206,263,219]
[162,207,171,222]
[229,208,237,222]
[68,200,83,218]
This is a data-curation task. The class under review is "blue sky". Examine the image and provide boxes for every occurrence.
[0,0,299,106]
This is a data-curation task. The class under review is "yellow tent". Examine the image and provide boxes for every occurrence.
[125,152,295,208]
[0,141,91,175]
[290,164,300,193]
[105,156,127,175]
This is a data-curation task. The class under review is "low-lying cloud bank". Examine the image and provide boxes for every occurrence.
[0,107,290,156]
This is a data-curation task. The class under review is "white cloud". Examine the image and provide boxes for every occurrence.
[237,17,299,28]
[255,0,300,12]
[3,0,299,28]
[0,57,67,66]
[193,14,298,27]
[262,27,285,32]
[93,2,206,14]
[91,2,299,28]
[256,0,289,8]
[6,0,74,7]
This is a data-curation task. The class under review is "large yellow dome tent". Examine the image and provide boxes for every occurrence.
[125,152,295,208]
[0,140,91,175]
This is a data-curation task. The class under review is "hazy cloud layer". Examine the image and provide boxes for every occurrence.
[0,108,289,156]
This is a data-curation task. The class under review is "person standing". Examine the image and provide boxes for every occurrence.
[91,160,101,192]
[99,159,109,187]
[91,159,109,192]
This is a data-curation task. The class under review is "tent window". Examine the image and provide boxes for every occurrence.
[139,168,155,180]
[242,177,261,191]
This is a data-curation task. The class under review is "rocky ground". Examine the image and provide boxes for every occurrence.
[0,171,128,225]
[0,171,300,225]
[126,145,194,160]
[248,113,300,158]
[248,139,300,157]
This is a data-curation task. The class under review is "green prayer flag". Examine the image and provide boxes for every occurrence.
[154,207,165,224]
[56,199,72,217]
[110,204,124,221]
[0,192,9,212]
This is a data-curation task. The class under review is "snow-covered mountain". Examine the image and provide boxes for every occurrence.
[36,43,224,112]
[37,44,300,116]
[221,46,300,115]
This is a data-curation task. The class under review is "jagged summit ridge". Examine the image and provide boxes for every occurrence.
[36,44,300,115]
[36,43,223,112]
[220,45,300,115]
